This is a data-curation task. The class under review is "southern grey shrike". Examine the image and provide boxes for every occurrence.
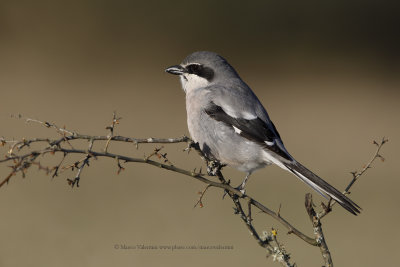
[165,51,360,215]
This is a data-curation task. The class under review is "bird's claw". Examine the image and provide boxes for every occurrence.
[235,184,246,195]
[222,189,229,199]
[222,184,246,199]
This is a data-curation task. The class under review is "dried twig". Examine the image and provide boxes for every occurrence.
[306,137,388,266]
[306,194,333,267]
[0,115,387,267]
[104,112,121,153]
[194,184,212,208]
[319,137,388,218]
[219,167,294,267]
[0,134,317,247]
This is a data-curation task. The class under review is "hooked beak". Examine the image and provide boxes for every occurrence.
[165,65,186,75]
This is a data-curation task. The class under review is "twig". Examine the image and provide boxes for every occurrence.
[24,117,76,136]
[0,145,317,246]
[305,193,333,267]
[116,157,125,174]
[104,112,121,153]
[52,152,67,178]
[319,137,388,218]
[344,137,388,192]
[144,146,173,166]
[194,184,212,208]
[225,175,294,267]
[6,116,190,152]
[1,116,388,267]
[67,155,91,188]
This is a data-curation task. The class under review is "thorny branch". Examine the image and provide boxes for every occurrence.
[305,194,333,267]
[0,115,387,267]
[215,167,295,266]
[302,137,387,267]
[318,138,388,219]
[104,112,122,153]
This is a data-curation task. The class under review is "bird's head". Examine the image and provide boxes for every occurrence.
[165,51,239,93]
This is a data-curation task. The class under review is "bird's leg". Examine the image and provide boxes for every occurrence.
[235,173,251,194]
[223,173,251,198]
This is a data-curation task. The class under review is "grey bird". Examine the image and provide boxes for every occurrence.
[165,51,360,215]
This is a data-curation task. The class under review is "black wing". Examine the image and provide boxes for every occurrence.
[204,102,291,160]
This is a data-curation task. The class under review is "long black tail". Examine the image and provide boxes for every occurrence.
[283,161,361,215]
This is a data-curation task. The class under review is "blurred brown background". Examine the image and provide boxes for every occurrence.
[0,1,399,266]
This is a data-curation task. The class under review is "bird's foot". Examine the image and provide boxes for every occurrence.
[222,183,246,199]
[234,184,246,195]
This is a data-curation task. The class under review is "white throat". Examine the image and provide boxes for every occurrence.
[180,73,209,94]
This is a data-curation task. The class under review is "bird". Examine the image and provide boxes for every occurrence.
[165,51,360,215]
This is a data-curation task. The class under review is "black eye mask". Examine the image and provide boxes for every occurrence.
[186,64,214,81]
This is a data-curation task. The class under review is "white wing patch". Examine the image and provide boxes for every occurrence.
[264,140,275,146]
[232,126,242,134]
[220,105,257,120]
[241,111,257,120]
